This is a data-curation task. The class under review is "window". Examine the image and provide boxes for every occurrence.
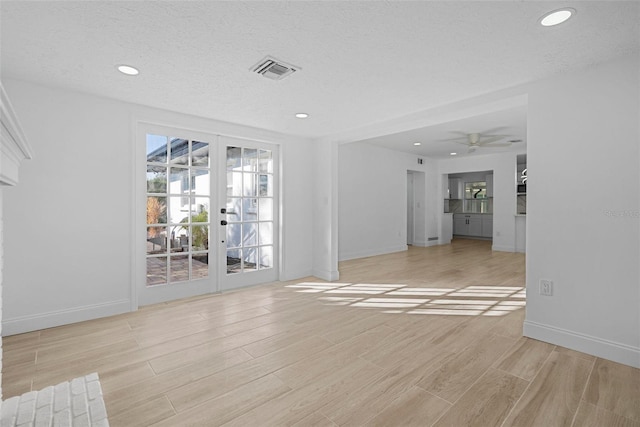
[146,134,210,286]
[464,181,489,213]
[226,147,274,274]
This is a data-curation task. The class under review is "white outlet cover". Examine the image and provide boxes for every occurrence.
[540,279,553,296]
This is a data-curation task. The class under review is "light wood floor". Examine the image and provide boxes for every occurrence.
[3,239,639,426]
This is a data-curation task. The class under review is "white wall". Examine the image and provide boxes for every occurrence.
[338,142,438,261]
[312,141,339,279]
[1,191,3,397]
[280,136,314,281]
[524,55,640,368]
[2,79,314,335]
[438,152,521,251]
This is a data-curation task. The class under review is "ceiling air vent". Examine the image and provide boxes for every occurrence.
[251,56,299,81]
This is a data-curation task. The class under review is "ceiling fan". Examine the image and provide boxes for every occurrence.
[442,128,516,153]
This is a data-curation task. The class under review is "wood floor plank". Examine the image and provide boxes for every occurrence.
[1,378,32,399]
[502,351,592,427]
[583,358,640,422]
[359,315,455,369]
[366,386,450,427]
[240,325,320,358]
[554,345,597,362]
[104,347,253,414]
[147,321,293,374]
[166,335,332,412]
[495,337,555,381]
[318,349,453,426]
[96,361,156,393]
[291,412,338,427]
[222,358,384,427]
[417,333,516,403]
[432,368,528,427]
[274,324,395,389]
[153,374,291,427]
[108,395,175,427]
[488,307,525,339]
[572,400,640,427]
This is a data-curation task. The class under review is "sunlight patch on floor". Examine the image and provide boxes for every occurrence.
[287,282,525,317]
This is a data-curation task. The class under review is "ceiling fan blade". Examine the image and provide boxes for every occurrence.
[481,134,510,139]
[480,142,512,147]
[478,135,508,145]
[452,140,472,146]
[439,136,470,142]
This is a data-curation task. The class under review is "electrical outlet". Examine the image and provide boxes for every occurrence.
[540,279,553,296]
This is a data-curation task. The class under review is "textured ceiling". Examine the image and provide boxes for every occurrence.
[1,1,638,145]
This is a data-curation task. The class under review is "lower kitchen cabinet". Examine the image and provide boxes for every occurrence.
[468,216,482,236]
[453,214,492,238]
[453,216,467,235]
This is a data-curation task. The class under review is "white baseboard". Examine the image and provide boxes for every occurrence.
[492,245,516,252]
[279,269,314,282]
[524,320,640,368]
[339,244,408,262]
[311,269,340,282]
[2,299,131,336]
[412,240,440,248]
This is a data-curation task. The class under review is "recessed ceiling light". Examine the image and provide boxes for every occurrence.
[413,142,421,146]
[540,8,575,27]
[450,152,457,156]
[116,64,139,76]
[295,113,309,119]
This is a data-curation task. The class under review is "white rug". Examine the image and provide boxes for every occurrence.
[1,373,109,427]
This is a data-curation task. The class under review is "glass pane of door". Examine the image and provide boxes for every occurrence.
[140,127,215,306]
[224,145,276,279]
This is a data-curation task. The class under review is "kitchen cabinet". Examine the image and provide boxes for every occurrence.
[485,174,493,198]
[453,215,467,235]
[449,178,462,199]
[468,216,482,236]
[454,214,492,238]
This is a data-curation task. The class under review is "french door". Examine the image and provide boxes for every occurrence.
[219,136,279,291]
[136,125,278,306]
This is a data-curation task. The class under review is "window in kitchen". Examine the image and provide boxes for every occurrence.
[464,181,489,213]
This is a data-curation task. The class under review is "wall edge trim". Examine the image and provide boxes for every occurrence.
[523,320,640,369]
[2,299,131,336]
[338,244,408,262]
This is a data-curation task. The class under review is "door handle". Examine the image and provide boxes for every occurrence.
[220,220,228,226]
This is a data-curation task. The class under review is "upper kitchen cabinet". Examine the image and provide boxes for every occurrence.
[448,178,462,199]
[485,173,494,198]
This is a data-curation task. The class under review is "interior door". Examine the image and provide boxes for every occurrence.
[218,136,279,291]
[137,124,218,306]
